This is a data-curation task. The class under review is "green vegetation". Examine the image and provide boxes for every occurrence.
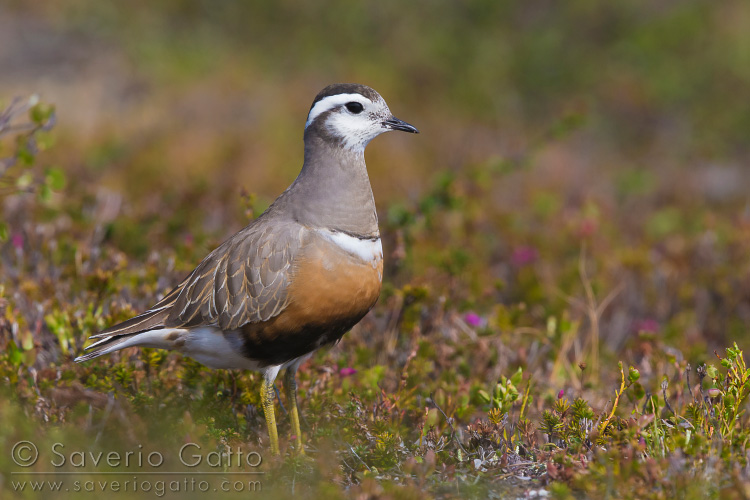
[2,1,750,498]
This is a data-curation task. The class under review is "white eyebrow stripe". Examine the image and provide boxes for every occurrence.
[305,93,370,129]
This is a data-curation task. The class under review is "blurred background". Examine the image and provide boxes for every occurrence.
[2,0,750,380]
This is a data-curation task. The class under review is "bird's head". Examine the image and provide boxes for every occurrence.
[304,83,418,152]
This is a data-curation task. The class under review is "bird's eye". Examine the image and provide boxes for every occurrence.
[345,102,364,114]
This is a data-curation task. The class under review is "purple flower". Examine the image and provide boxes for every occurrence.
[511,246,538,267]
[558,389,565,399]
[339,367,357,377]
[11,232,23,250]
[464,312,483,328]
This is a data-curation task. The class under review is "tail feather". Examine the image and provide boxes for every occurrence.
[89,308,169,339]
[74,336,134,362]
[76,281,187,362]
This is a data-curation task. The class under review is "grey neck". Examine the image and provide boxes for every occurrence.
[270,132,379,238]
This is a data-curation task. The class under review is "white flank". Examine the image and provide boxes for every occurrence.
[179,327,264,370]
[81,327,263,371]
[79,329,319,383]
[318,229,383,264]
[305,93,371,129]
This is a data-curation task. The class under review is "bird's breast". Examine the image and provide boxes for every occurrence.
[239,229,383,365]
[292,229,383,319]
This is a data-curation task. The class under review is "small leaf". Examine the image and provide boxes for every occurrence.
[633,382,645,399]
[45,167,66,191]
[30,103,55,125]
[20,329,34,351]
[628,366,640,383]
[477,389,491,404]
[38,183,51,202]
[511,366,524,386]
[0,222,7,241]
[35,130,56,151]
[7,340,23,367]
[15,136,34,166]
[16,172,33,189]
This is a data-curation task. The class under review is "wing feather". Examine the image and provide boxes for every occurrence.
[86,220,303,343]
[169,221,301,330]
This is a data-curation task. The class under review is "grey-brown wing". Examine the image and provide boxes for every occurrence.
[167,221,303,330]
[90,221,304,338]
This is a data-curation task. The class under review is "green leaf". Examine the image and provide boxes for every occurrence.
[511,366,524,386]
[0,222,7,242]
[16,172,33,189]
[628,366,640,383]
[45,167,66,191]
[477,389,491,404]
[725,393,736,407]
[7,340,23,367]
[38,183,51,202]
[35,130,56,151]
[633,382,645,400]
[30,103,55,125]
[20,329,34,351]
[15,136,34,166]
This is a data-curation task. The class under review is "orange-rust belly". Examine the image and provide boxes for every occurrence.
[289,235,383,327]
[240,233,383,365]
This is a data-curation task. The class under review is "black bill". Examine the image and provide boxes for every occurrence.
[382,116,419,133]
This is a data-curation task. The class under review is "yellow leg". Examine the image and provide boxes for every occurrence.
[260,377,280,455]
[284,368,305,455]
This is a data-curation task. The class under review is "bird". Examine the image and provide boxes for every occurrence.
[74,83,418,455]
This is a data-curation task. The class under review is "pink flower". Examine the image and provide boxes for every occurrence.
[464,312,483,328]
[634,319,659,333]
[558,389,565,399]
[578,218,598,237]
[339,367,357,377]
[11,232,23,250]
[511,246,538,267]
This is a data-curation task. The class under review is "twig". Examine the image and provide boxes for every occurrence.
[642,392,652,415]
[348,445,372,472]
[577,244,625,375]
[686,363,695,404]
[600,363,626,434]
[428,393,471,457]
[662,378,675,416]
